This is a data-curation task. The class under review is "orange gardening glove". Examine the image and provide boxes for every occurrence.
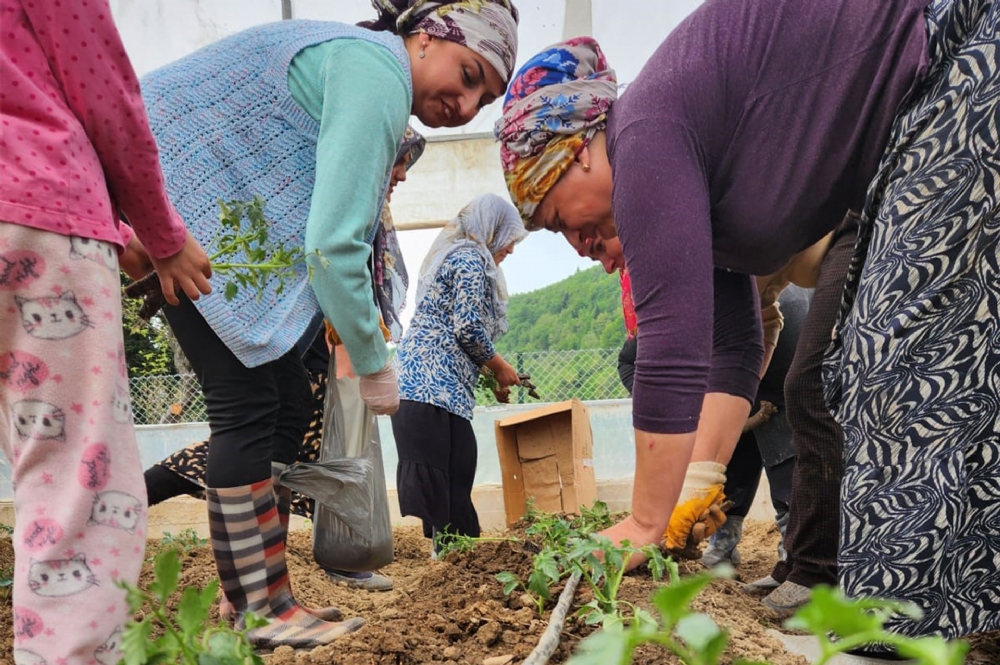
[663,461,729,559]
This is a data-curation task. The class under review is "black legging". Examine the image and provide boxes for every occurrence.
[145,463,201,505]
[163,296,312,488]
[772,216,856,588]
[725,430,794,520]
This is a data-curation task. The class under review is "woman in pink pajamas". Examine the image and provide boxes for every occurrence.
[0,1,211,662]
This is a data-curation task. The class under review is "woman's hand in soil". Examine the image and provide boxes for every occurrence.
[149,230,212,305]
[599,516,662,571]
[485,354,521,389]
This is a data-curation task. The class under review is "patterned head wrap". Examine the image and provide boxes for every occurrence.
[417,193,527,335]
[494,37,617,228]
[396,124,426,170]
[373,125,426,342]
[362,0,520,83]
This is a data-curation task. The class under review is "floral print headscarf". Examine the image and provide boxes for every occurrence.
[362,0,520,83]
[373,125,426,342]
[494,37,617,228]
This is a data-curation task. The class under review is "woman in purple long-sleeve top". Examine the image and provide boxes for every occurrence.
[495,0,1000,647]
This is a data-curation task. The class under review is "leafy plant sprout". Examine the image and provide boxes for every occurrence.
[567,572,970,665]
[118,549,266,665]
[493,501,666,626]
[124,196,313,320]
[432,525,520,558]
[209,197,309,302]
[160,528,208,554]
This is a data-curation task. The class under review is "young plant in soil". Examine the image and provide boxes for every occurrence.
[495,502,666,627]
[568,572,970,665]
[564,534,667,629]
[432,526,520,557]
[160,528,208,554]
[125,196,308,319]
[117,548,266,665]
[568,566,762,665]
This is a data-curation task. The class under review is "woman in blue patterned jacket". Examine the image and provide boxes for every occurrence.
[392,194,527,551]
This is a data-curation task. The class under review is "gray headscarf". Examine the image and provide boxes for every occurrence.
[417,193,527,335]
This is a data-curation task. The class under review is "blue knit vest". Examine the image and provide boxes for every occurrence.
[142,21,411,367]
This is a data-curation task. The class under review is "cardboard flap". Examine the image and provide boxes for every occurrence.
[520,457,563,513]
[515,415,570,461]
[495,400,576,428]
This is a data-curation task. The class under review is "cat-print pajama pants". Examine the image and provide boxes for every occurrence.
[0,222,146,665]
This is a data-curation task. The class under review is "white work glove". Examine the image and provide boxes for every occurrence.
[359,362,400,416]
[663,461,729,558]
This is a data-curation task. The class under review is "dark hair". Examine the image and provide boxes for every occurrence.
[359,0,519,34]
[357,0,408,32]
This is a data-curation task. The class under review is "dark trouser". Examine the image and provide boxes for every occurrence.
[725,430,794,521]
[390,400,481,539]
[163,296,312,488]
[772,218,856,587]
[145,463,202,505]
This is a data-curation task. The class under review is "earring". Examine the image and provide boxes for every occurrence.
[581,163,591,172]
[419,38,427,59]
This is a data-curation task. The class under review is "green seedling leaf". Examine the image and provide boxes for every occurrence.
[895,635,969,665]
[641,545,669,582]
[536,550,562,582]
[496,571,520,596]
[632,607,659,633]
[120,617,155,665]
[676,612,728,662]
[177,584,211,636]
[120,581,148,613]
[652,573,716,628]
[243,611,269,630]
[149,549,181,602]
[566,623,634,665]
[199,631,244,665]
[527,567,554,601]
[576,599,607,625]
[786,585,916,638]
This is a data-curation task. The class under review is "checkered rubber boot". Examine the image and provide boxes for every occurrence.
[273,474,344,620]
[207,479,363,647]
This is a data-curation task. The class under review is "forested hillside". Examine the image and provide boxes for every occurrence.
[497,265,625,353]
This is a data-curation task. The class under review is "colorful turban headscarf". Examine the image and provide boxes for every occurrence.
[361,0,520,83]
[494,37,618,228]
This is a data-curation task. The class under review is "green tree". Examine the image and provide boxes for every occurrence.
[497,266,625,354]
[122,286,176,377]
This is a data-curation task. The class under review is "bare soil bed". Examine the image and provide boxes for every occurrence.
[1,522,997,664]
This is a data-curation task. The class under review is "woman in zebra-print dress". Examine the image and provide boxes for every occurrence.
[823,0,1000,642]
[495,0,1000,645]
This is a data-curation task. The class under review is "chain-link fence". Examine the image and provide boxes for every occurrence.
[129,373,207,425]
[128,348,630,424]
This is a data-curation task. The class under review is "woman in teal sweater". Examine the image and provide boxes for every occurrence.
[135,0,519,649]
